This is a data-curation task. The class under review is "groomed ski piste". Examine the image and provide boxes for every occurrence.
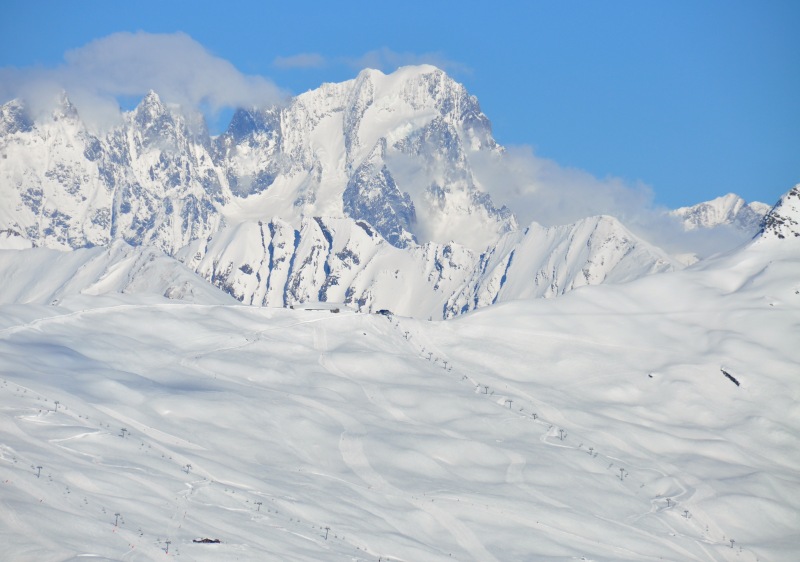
[0,230,798,561]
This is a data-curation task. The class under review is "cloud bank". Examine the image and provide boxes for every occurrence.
[345,47,471,76]
[472,145,655,228]
[471,145,754,258]
[0,32,287,130]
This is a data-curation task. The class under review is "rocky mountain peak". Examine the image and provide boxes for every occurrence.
[0,99,34,135]
[223,106,278,143]
[670,193,769,234]
[138,90,165,112]
[343,137,417,248]
[0,66,719,318]
[348,66,490,134]
[758,185,800,240]
[129,90,189,151]
[50,91,80,123]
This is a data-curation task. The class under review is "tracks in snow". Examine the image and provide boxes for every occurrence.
[312,323,501,562]
[392,316,757,562]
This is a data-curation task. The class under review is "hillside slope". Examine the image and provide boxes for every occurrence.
[0,188,797,561]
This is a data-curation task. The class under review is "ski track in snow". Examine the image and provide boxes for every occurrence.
[0,313,766,562]
[0,303,167,339]
[1,243,796,562]
[1,371,376,561]
[94,405,207,452]
[311,323,502,562]
[318,316,730,561]
[391,316,760,562]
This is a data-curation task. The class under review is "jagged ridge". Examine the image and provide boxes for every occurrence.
[2,65,747,318]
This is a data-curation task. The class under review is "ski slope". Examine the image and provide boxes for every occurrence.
[0,233,798,561]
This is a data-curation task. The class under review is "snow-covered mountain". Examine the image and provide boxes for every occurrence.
[213,66,514,249]
[174,213,675,319]
[670,193,769,233]
[0,66,511,253]
[757,184,800,240]
[0,186,797,561]
[0,240,236,306]
[0,65,771,318]
[2,57,799,560]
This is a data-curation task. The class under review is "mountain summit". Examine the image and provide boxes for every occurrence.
[757,184,800,240]
[670,193,769,233]
[214,65,515,248]
[0,66,781,317]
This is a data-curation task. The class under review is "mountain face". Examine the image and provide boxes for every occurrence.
[173,213,675,319]
[1,66,510,252]
[757,184,800,240]
[212,65,515,249]
[670,193,769,233]
[0,91,223,254]
[1,65,687,317]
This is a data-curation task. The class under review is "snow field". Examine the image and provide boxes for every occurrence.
[1,236,799,560]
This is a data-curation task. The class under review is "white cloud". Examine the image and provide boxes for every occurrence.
[0,31,287,130]
[471,145,654,227]
[344,47,471,76]
[471,145,751,258]
[272,53,327,69]
[0,34,750,257]
[270,47,470,76]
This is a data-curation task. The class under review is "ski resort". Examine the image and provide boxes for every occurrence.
[1,6,798,560]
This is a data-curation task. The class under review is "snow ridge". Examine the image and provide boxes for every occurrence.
[670,193,769,233]
[2,66,784,318]
[757,184,800,240]
[0,66,513,255]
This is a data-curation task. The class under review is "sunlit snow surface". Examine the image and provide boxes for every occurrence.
[1,238,798,561]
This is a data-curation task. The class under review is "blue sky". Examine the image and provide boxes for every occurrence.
[1,0,798,209]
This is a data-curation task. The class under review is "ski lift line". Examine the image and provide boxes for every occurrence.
[584,506,714,562]
[9,336,664,548]
[6,376,457,560]
[392,318,452,362]
[448,364,614,469]
[414,335,754,556]
[244,479,470,562]
[6,310,752,560]
[404,324,755,562]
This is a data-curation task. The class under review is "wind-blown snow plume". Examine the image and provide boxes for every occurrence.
[345,47,472,76]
